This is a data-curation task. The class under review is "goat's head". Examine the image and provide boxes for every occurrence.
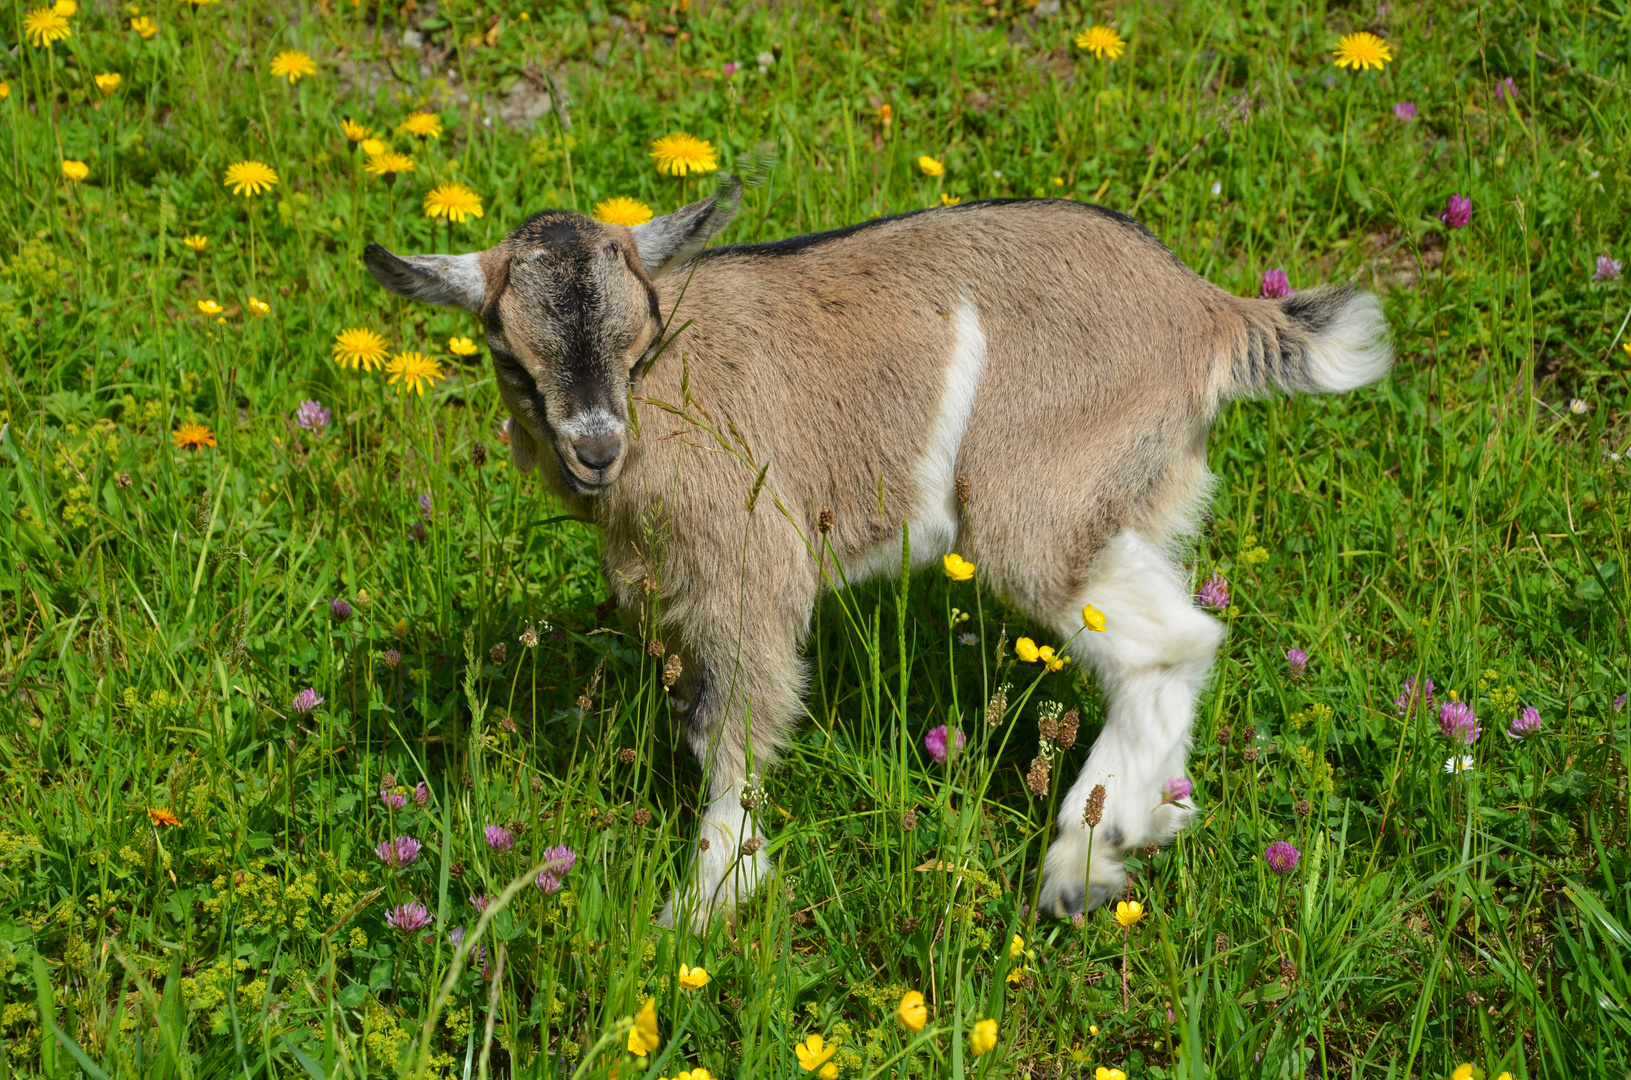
[365,177,739,494]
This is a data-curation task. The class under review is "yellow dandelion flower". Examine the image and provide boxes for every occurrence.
[23,8,72,47]
[940,193,961,205]
[53,0,75,13]
[332,327,389,371]
[172,422,216,450]
[593,197,654,226]
[94,72,122,95]
[943,553,974,581]
[359,137,386,158]
[1113,900,1145,928]
[448,336,479,357]
[677,963,709,990]
[364,151,415,181]
[627,998,659,1057]
[396,111,443,139]
[1081,603,1106,632]
[246,296,270,317]
[1333,32,1392,72]
[197,299,222,315]
[423,183,484,224]
[649,132,718,176]
[1014,637,1040,663]
[794,1034,836,1073]
[147,807,181,826]
[223,159,278,197]
[969,1018,998,1056]
[1074,25,1126,60]
[61,159,89,182]
[130,14,157,37]
[896,991,926,1032]
[183,234,208,252]
[385,351,445,396]
[269,50,317,84]
[917,155,944,177]
[340,118,371,145]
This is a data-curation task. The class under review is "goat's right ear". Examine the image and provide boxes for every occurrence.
[507,415,539,473]
[364,243,488,313]
[630,174,742,277]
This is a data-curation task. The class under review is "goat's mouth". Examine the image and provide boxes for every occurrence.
[554,453,622,496]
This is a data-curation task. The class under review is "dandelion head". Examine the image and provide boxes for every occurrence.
[1332,32,1392,71]
[269,50,317,83]
[339,118,371,145]
[23,7,72,47]
[649,132,718,176]
[422,183,484,224]
[1073,24,1126,60]
[171,422,216,451]
[130,14,157,36]
[396,111,443,139]
[385,351,445,396]
[223,159,278,197]
[593,197,654,226]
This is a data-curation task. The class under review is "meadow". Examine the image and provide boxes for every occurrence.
[1,0,1629,1076]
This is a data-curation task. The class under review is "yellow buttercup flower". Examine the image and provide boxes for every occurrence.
[0,83,10,100]
[794,1034,836,1073]
[1008,934,1024,959]
[1081,603,1106,632]
[1005,965,1025,985]
[968,1018,997,1056]
[332,327,389,371]
[269,50,317,83]
[172,422,216,450]
[1014,637,1040,663]
[246,296,270,317]
[1333,32,1392,72]
[339,118,371,145]
[1113,900,1145,929]
[939,193,961,205]
[1074,25,1125,59]
[23,7,71,46]
[1448,1067,1473,1080]
[359,137,386,157]
[61,159,89,182]
[627,998,660,1056]
[448,336,479,357]
[895,990,926,1032]
[182,234,208,252]
[678,963,709,990]
[917,155,944,177]
[94,72,122,95]
[223,159,278,197]
[943,553,974,581]
[1095,1069,1128,1080]
[385,351,445,396]
[396,111,443,139]
[130,15,157,37]
[423,183,484,224]
[649,132,718,176]
[364,151,415,181]
[197,299,222,315]
[53,0,76,14]
[593,197,654,226]
[1037,645,1069,671]
[1496,1073,1514,1080]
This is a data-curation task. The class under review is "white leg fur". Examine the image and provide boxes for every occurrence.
[1037,531,1223,916]
[657,793,771,930]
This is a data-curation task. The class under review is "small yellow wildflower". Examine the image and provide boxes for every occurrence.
[197,299,222,315]
[968,1018,997,1056]
[917,155,944,177]
[364,151,415,181]
[678,963,709,990]
[332,327,389,371]
[61,159,89,181]
[1014,637,1040,663]
[649,132,718,176]
[24,4,71,45]
[1081,603,1106,632]
[794,1034,836,1073]
[95,72,122,94]
[1333,32,1392,72]
[1008,934,1024,958]
[172,423,216,450]
[939,193,961,205]
[423,183,484,224]
[385,351,445,396]
[1005,966,1025,986]
[183,234,208,252]
[1037,645,1069,671]
[130,14,157,37]
[593,197,654,226]
[359,137,386,157]
[1095,1069,1128,1080]
[396,111,443,139]
[895,990,926,1032]
[943,553,975,581]
[1074,25,1126,60]
[0,83,10,100]
[1448,1066,1473,1080]
[1113,900,1145,929]
[223,160,278,197]
[448,336,479,357]
[627,998,659,1056]
[269,50,317,83]
[339,118,371,145]
[246,296,270,317]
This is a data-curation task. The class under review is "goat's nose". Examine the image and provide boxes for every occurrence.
[573,433,621,472]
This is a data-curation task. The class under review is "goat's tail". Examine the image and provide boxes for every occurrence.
[1213,285,1393,400]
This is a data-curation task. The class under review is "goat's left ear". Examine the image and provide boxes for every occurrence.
[631,175,742,278]
[364,244,489,312]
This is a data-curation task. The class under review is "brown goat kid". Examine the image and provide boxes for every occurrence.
[366,180,1390,926]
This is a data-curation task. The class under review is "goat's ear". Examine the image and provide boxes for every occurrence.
[630,174,742,277]
[364,243,488,312]
[507,415,539,473]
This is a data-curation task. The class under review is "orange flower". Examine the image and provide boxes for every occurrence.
[172,422,216,450]
[148,807,181,827]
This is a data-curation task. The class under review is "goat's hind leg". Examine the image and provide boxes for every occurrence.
[1036,531,1223,917]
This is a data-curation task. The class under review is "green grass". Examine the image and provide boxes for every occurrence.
[1,0,1629,1076]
